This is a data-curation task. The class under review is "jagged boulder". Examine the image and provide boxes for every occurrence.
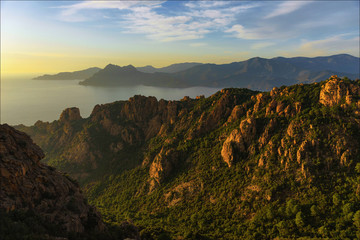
[221,117,256,167]
[319,76,360,107]
[59,107,82,122]
[221,129,243,167]
[227,105,245,123]
[253,93,268,113]
[149,147,178,192]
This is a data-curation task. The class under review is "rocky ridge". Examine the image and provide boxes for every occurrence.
[221,76,360,176]
[15,76,360,239]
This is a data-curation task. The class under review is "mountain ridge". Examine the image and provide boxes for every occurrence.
[137,62,203,73]
[33,67,101,80]
[79,64,188,87]
[33,54,359,90]
[80,54,360,90]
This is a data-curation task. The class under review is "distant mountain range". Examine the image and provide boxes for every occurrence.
[136,62,202,73]
[33,67,101,80]
[34,54,359,90]
[172,54,360,90]
[79,64,188,87]
[33,63,200,80]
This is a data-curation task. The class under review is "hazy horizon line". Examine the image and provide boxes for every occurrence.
[2,52,358,76]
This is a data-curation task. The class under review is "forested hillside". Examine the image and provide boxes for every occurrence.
[17,76,360,239]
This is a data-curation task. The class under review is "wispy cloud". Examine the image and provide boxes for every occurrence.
[264,1,312,19]
[122,6,207,42]
[184,1,231,9]
[225,1,321,41]
[56,1,163,22]
[58,1,162,14]
[225,24,284,40]
[56,1,259,42]
[299,34,360,56]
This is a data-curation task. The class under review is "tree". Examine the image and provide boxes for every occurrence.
[295,211,305,228]
[353,210,360,228]
[310,205,318,216]
[332,193,340,206]
[286,200,298,217]
[342,203,352,215]
[318,226,328,237]
[355,163,360,173]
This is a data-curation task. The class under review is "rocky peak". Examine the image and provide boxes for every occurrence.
[123,64,137,72]
[103,64,138,73]
[0,124,104,233]
[59,107,82,122]
[122,95,159,122]
[103,63,120,71]
[319,75,360,107]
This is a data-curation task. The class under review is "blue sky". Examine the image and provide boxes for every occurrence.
[1,0,359,73]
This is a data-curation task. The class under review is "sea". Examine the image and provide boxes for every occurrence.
[1,76,221,126]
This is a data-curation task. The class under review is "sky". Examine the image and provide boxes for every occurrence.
[1,0,359,75]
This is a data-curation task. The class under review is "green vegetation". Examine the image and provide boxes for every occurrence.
[16,78,360,239]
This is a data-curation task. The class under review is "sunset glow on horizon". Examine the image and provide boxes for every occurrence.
[1,0,359,75]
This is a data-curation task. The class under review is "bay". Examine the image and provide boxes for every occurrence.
[1,76,220,126]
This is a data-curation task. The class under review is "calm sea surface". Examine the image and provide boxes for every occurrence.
[1,76,221,126]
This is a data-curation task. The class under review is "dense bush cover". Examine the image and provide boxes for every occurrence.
[16,78,360,239]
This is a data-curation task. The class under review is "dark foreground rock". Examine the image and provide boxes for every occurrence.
[0,124,105,238]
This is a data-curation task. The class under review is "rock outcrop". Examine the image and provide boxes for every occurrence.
[221,76,360,172]
[0,124,104,233]
[59,107,82,122]
[221,117,256,167]
[149,147,178,192]
[319,75,360,107]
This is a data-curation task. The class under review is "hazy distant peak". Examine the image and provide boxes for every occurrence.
[326,53,355,58]
[137,62,203,73]
[33,67,101,80]
[103,63,120,70]
[103,64,138,72]
[123,64,137,71]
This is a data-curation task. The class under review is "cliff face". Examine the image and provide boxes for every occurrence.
[17,89,255,186]
[0,124,104,235]
[15,77,360,239]
[221,76,360,173]
[319,75,360,107]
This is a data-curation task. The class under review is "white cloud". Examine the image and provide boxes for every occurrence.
[56,1,259,42]
[57,1,163,22]
[186,2,260,29]
[225,24,276,40]
[184,1,231,9]
[122,7,205,42]
[58,1,161,14]
[264,1,312,19]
